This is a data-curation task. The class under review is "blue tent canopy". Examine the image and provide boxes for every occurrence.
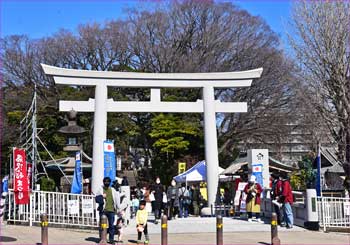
[173,160,226,183]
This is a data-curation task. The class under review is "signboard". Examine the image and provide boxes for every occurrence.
[235,182,247,207]
[116,155,122,171]
[68,199,79,215]
[240,193,247,213]
[237,182,247,191]
[82,199,94,214]
[104,140,116,185]
[344,202,350,216]
[248,149,269,189]
[252,163,263,188]
[13,148,29,204]
[178,162,186,174]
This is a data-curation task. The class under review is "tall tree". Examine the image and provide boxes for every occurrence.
[1,0,297,177]
[288,1,350,189]
[127,0,296,166]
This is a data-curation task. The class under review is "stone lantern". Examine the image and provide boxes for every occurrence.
[57,110,88,192]
[58,110,86,152]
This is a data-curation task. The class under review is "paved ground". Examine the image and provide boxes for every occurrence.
[0,217,349,244]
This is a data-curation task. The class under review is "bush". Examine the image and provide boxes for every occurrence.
[290,156,316,190]
[40,177,56,191]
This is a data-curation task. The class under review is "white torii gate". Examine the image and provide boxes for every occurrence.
[41,64,262,207]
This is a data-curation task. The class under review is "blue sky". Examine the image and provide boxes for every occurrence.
[1,0,292,45]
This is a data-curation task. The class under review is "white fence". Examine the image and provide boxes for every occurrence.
[261,189,350,230]
[7,189,98,228]
[317,196,350,229]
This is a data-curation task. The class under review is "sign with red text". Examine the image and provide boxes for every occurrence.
[13,148,29,204]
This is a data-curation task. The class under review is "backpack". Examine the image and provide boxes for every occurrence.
[183,189,192,205]
[179,187,186,200]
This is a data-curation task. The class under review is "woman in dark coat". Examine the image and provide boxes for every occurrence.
[151,177,163,224]
[167,180,179,220]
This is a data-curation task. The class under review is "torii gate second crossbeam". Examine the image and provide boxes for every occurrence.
[41,64,263,208]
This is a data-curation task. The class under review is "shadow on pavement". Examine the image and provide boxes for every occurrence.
[0,236,17,242]
[85,237,100,243]
[128,239,138,244]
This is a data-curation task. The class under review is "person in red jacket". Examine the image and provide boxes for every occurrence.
[281,175,294,229]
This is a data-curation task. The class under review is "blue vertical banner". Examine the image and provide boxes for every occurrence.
[2,175,8,193]
[71,151,82,194]
[316,146,321,196]
[104,140,116,186]
[252,163,263,187]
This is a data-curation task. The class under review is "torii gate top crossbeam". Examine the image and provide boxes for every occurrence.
[41,64,262,88]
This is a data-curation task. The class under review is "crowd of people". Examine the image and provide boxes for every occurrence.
[270,173,294,229]
[95,173,294,244]
[130,177,205,223]
[95,176,205,244]
[242,173,294,229]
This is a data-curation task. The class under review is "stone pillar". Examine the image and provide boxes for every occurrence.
[91,84,108,194]
[203,85,219,208]
[304,189,319,230]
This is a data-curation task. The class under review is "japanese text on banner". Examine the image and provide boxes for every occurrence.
[13,148,29,204]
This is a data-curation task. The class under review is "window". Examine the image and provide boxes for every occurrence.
[68,137,77,145]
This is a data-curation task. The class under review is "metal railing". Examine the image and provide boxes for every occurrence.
[210,204,233,217]
[317,196,350,229]
[7,189,98,228]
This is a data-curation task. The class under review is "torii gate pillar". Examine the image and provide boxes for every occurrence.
[92,84,107,193]
[41,64,262,208]
[203,85,219,205]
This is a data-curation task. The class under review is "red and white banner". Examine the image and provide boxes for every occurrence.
[103,141,114,152]
[13,148,29,204]
[252,165,262,173]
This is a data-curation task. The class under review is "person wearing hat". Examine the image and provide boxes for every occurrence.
[244,175,263,223]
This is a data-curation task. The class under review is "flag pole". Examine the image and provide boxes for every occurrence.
[316,141,322,197]
[80,149,83,194]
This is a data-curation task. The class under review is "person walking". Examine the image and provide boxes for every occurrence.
[166,180,179,220]
[270,173,284,226]
[131,194,140,219]
[244,175,263,223]
[178,183,191,218]
[281,175,294,229]
[136,200,149,244]
[191,184,201,216]
[151,177,163,224]
[95,177,122,245]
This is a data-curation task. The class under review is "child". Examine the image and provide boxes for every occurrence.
[131,195,140,218]
[136,200,149,244]
[115,217,124,243]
